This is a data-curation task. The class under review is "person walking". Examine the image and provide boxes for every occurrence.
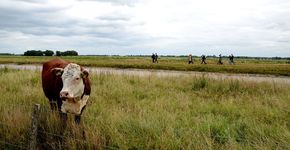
[218,54,223,65]
[151,53,155,63]
[201,55,207,64]
[188,54,193,64]
[155,53,158,63]
[229,54,235,65]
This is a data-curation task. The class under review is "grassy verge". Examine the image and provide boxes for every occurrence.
[0,56,290,76]
[0,68,289,149]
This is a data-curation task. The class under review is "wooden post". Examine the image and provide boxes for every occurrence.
[29,104,40,150]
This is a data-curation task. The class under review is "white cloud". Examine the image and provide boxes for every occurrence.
[0,0,290,56]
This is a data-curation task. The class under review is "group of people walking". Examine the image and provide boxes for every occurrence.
[188,54,235,65]
[151,53,235,65]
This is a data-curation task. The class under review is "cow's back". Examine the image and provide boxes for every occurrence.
[42,59,69,101]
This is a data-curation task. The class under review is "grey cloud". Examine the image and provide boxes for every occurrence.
[12,0,49,3]
[0,6,77,36]
[98,16,130,21]
[0,0,139,39]
[77,0,140,6]
[0,0,290,56]
[0,0,148,53]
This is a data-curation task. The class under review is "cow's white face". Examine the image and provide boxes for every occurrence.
[60,63,85,99]
[52,63,90,114]
[52,63,88,99]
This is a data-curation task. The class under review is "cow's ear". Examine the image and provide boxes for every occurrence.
[81,70,89,78]
[51,68,64,76]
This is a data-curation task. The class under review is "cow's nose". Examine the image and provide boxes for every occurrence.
[60,91,69,98]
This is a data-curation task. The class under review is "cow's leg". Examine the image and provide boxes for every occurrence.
[57,112,67,149]
[57,99,67,129]
[59,112,67,127]
[75,105,87,141]
[50,100,58,111]
[74,105,87,124]
[75,115,81,124]
[74,115,86,142]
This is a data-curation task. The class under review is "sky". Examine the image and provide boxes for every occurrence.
[0,0,290,57]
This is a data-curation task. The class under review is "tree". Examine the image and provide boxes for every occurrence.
[24,50,43,56]
[62,50,78,56]
[54,50,78,56]
[56,51,62,56]
[43,50,54,56]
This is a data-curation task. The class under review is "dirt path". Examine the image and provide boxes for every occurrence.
[1,64,290,84]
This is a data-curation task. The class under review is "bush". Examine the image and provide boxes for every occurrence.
[192,76,208,90]
[61,50,78,56]
[23,50,78,56]
[55,50,78,56]
[24,50,43,56]
[210,121,230,144]
[56,51,61,56]
[43,50,54,56]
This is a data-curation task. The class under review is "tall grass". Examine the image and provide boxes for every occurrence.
[0,68,289,149]
[0,56,290,76]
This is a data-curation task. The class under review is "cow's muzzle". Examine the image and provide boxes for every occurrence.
[60,91,69,99]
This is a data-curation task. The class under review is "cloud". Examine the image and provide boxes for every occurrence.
[0,0,148,55]
[0,0,290,56]
[13,0,49,4]
[77,0,141,6]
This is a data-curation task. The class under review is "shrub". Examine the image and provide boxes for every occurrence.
[56,51,62,56]
[61,50,78,56]
[43,50,54,56]
[192,76,208,90]
[24,50,43,56]
[210,121,230,144]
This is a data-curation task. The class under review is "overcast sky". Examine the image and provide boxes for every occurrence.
[0,0,290,56]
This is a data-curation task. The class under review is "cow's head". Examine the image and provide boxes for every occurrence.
[52,63,89,100]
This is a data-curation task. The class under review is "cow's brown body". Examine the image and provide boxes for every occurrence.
[42,58,68,110]
[42,58,91,123]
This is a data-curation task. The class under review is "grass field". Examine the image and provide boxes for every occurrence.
[0,68,289,149]
[0,55,290,76]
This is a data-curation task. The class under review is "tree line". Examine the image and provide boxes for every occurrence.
[24,50,78,56]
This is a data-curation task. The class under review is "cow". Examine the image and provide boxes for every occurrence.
[42,58,91,124]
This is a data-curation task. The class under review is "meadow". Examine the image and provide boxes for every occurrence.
[0,55,290,76]
[0,68,289,149]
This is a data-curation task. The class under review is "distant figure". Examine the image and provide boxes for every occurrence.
[201,55,207,64]
[151,53,155,63]
[155,53,158,63]
[218,54,223,65]
[188,54,193,64]
[229,54,235,65]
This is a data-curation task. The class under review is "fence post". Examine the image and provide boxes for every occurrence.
[29,104,40,150]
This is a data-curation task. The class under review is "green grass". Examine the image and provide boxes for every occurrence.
[0,55,290,76]
[0,68,289,149]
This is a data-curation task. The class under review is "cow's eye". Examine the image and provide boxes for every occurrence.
[75,77,80,80]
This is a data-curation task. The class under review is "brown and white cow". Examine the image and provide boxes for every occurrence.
[42,58,91,123]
